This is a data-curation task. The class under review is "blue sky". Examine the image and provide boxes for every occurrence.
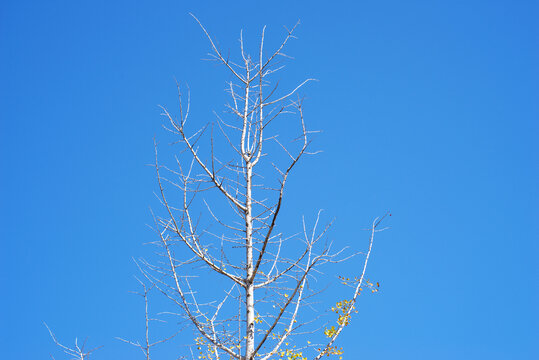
[1,0,537,359]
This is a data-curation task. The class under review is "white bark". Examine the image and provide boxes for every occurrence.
[245,163,255,359]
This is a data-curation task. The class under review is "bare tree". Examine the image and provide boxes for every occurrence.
[48,15,387,360]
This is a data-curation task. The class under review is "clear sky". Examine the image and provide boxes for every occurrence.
[1,0,537,359]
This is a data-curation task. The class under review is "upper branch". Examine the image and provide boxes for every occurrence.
[160,106,247,212]
[191,14,248,84]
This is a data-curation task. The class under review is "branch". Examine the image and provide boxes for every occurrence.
[313,213,389,360]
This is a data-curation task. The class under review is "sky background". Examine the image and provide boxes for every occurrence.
[1,0,538,359]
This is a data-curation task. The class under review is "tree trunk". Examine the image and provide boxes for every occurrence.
[245,163,255,359]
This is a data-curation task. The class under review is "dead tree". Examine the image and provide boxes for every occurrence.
[48,15,387,360]
[134,15,388,360]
